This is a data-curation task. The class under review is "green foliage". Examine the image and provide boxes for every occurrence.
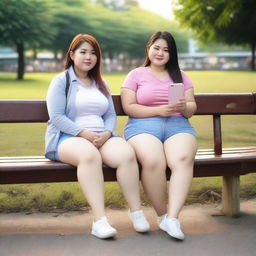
[174,0,256,70]
[0,0,56,79]
[83,4,188,59]
[47,0,95,56]
[0,0,190,78]
[0,0,54,47]
[0,0,188,57]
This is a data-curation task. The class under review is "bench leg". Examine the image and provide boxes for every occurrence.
[222,176,240,217]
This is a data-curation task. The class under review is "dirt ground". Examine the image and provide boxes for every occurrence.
[0,200,256,256]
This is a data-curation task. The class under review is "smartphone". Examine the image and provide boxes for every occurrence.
[168,83,184,105]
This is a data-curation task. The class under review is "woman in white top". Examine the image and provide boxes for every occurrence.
[45,34,150,239]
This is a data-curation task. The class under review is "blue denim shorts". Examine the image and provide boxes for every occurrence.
[124,116,196,142]
[54,133,74,161]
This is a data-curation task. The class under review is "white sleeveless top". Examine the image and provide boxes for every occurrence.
[74,83,109,132]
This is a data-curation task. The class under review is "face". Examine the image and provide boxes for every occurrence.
[148,38,169,67]
[70,41,97,75]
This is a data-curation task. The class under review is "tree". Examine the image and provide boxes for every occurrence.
[0,0,190,77]
[46,0,95,59]
[90,4,189,60]
[0,0,54,79]
[174,0,256,70]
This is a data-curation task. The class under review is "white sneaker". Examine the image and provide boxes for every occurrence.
[91,216,117,239]
[158,214,168,232]
[159,216,185,240]
[128,210,150,232]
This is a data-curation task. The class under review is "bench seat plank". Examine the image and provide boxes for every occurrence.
[1,146,255,184]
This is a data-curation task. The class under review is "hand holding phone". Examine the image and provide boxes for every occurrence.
[168,83,184,105]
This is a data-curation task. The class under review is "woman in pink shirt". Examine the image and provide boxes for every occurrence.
[121,31,197,240]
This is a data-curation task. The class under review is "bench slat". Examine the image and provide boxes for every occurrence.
[1,147,255,163]
[0,93,255,122]
[1,146,255,184]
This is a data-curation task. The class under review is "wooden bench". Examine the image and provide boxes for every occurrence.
[0,93,256,217]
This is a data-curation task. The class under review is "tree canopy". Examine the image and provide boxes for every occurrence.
[0,0,54,79]
[0,0,189,79]
[174,0,256,70]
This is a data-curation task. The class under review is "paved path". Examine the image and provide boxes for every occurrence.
[0,200,256,256]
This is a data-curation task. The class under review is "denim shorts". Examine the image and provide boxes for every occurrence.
[124,116,196,142]
[54,133,74,161]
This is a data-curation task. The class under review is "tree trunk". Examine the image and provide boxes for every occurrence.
[251,42,255,71]
[33,48,37,60]
[16,42,25,80]
[54,50,58,61]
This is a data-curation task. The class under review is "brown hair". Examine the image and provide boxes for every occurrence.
[143,31,182,83]
[64,34,109,96]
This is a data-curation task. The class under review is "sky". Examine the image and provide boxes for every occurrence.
[138,0,175,20]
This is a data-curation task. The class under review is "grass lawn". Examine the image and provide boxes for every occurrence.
[0,71,256,212]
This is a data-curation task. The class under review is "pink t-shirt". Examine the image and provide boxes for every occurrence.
[122,67,194,116]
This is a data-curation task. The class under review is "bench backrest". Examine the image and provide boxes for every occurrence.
[0,93,255,155]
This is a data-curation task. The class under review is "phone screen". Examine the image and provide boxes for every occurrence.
[168,83,184,105]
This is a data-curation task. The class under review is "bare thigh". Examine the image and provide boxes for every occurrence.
[128,134,167,169]
[164,133,197,168]
[58,137,101,166]
[99,137,136,168]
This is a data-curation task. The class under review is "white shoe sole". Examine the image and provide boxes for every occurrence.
[159,223,167,232]
[159,222,184,240]
[134,226,150,233]
[166,230,184,240]
[91,229,117,239]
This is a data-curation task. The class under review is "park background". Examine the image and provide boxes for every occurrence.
[0,0,255,212]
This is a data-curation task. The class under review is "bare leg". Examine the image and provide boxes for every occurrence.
[128,134,167,216]
[58,137,105,220]
[100,137,141,211]
[164,133,197,218]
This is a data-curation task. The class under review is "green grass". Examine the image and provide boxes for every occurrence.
[2,70,255,98]
[0,71,256,212]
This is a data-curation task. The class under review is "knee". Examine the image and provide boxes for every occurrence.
[79,149,102,165]
[180,153,195,164]
[116,146,137,165]
[169,154,194,169]
[141,157,166,172]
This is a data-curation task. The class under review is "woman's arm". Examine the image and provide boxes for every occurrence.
[175,88,197,118]
[121,88,176,118]
[46,74,82,136]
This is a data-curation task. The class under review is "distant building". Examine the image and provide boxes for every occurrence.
[0,46,253,72]
[178,51,252,70]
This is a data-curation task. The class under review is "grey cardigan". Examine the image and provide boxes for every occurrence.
[45,66,117,160]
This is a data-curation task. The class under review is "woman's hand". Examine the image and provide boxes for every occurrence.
[156,105,176,116]
[92,131,111,148]
[78,130,111,148]
[78,130,99,143]
[174,98,186,112]
[156,98,187,117]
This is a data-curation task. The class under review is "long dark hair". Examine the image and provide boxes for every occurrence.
[64,34,109,96]
[143,31,182,83]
